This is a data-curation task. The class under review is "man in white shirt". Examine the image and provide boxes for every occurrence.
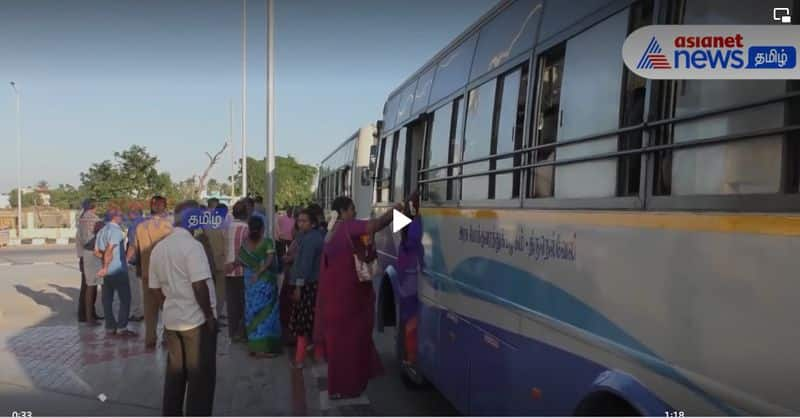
[149,200,217,416]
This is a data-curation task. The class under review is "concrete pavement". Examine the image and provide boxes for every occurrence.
[0,246,457,416]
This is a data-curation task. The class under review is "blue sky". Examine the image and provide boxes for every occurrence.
[0,0,494,192]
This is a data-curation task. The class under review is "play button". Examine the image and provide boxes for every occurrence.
[393,209,411,233]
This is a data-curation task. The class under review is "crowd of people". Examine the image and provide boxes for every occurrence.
[74,193,402,416]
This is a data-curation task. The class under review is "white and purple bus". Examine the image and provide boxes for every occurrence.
[368,0,800,415]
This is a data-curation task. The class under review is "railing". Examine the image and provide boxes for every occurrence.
[418,90,800,184]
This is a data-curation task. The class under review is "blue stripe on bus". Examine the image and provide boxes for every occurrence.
[425,255,738,415]
[419,298,675,416]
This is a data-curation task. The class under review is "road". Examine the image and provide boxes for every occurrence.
[0,245,75,266]
[0,245,457,416]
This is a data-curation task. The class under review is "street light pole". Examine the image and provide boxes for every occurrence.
[9,82,21,241]
[229,99,235,200]
[241,0,248,198]
[265,0,275,236]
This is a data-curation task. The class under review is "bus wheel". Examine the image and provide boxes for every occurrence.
[573,391,640,416]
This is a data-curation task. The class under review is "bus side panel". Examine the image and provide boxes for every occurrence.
[420,207,792,415]
[467,326,516,415]
[417,292,440,386]
[433,277,671,416]
[437,310,472,413]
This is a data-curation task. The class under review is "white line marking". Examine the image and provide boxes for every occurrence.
[32,261,55,265]
[0,263,11,267]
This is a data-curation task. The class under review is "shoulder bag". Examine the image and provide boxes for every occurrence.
[345,223,378,282]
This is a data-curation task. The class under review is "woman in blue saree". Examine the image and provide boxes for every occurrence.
[238,216,282,357]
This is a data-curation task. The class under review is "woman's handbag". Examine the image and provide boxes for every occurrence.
[346,224,378,282]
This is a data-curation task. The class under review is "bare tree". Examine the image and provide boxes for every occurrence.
[196,142,229,198]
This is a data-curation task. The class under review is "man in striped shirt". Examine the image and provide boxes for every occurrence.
[224,200,250,342]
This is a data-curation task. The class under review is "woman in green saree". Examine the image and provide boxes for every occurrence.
[238,216,282,357]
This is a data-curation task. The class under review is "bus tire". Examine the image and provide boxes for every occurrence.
[573,391,640,416]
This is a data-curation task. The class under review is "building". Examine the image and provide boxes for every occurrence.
[0,194,9,209]
[35,186,51,207]
[200,190,235,207]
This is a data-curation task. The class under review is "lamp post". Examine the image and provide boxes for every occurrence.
[9,82,21,241]
[265,0,275,236]
[229,99,235,199]
[241,0,248,198]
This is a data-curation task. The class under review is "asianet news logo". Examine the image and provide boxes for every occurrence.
[623,26,800,79]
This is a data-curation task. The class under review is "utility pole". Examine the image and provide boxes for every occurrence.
[265,0,275,236]
[10,82,22,241]
[229,99,235,199]
[241,0,248,198]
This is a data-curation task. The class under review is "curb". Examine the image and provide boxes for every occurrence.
[3,239,75,247]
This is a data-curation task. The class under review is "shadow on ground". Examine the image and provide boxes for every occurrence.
[13,284,79,327]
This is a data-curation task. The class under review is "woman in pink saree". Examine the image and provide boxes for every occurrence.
[317,196,400,400]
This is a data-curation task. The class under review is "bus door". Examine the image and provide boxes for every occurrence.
[406,118,427,197]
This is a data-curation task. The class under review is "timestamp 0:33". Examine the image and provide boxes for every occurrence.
[10,411,32,418]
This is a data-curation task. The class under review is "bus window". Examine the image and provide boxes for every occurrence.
[430,34,478,106]
[412,67,435,115]
[396,82,418,127]
[342,167,351,198]
[492,66,527,200]
[377,135,393,203]
[617,0,652,197]
[424,102,455,202]
[393,128,408,202]
[469,0,542,80]
[461,80,495,201]
[553,10,629,199]
[384,95,401,132]
[408,120,427,195]
[654,0,788,196]
[529,46,564,198]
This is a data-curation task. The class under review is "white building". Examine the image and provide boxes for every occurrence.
[0,194,9,209]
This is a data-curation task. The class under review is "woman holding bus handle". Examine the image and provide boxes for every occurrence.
[316,196,403,400]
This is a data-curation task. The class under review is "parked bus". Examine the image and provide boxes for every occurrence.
[316,124,378,221]
[369,0,800,415]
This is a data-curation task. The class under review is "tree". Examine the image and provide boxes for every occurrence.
[275,155,317,208]
[114,145,171,200]
[79,145,174,209]
[233,155,317,208]
[174,177,200,201]
[207,178,220,193]
[80,160,126,203]
[49,184,81,209]
[196,142,228,198]
[7,189,36,208]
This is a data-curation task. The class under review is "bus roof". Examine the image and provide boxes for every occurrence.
[382,0,513,111]
[319,124,374,166]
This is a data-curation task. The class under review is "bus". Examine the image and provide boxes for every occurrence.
[316,124,378,220]
[369,0,800,415]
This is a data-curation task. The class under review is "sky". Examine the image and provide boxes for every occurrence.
[0,0,495,192]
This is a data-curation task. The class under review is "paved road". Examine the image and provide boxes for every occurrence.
[0,245,76,266]
[0,246,457,416]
